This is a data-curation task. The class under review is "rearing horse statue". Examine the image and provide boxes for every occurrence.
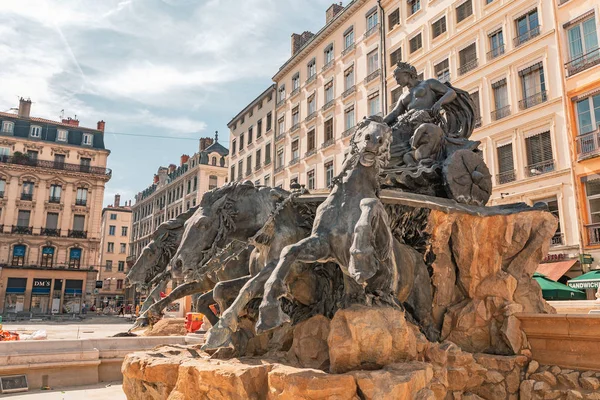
[256,117,438,341]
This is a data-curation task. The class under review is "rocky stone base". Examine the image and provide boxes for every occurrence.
[520,361,600,400]
[142,318,187,337]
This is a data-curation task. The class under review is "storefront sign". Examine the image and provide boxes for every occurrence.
[12,246,26,257]
[568,281,600,290]
[33,279,51,288]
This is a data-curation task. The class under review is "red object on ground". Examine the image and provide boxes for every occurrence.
[0,330,20,341]
[185,312,203,333]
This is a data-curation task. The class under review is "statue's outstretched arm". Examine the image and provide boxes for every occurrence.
[383,97,406,126]
[428,79,457,114]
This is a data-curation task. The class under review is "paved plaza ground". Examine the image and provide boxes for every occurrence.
[2,382,126,399]
[2,315,140,339]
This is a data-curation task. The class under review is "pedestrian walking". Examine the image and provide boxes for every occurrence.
[118,305,125,317]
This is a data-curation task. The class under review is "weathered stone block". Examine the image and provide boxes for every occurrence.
[267,365,358,400]
[350,362,433,400]
[287,315,330,369]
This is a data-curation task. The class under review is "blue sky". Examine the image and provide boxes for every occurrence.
[0,0,341,206]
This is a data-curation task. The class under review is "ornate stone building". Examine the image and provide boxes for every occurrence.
[0,98,111,314]
[97,194,132,309]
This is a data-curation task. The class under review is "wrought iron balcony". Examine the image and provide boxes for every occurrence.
[342,85,356,98]
[290,87,300,97]
[274,165,285,175]
[458,59,478,75]
[565,48,600,77]
[0,156,111,178]
[264,158,272,166]
[305,74,316,85]
[513,26,540,47]
[364,24,380,39]
[321,138,335,149]
[491,106,511,121]
[290,123,300,133]
[305,148,317,158]
[322,60,334,73]
[587,223,600,245]
[518,91,547,110]
[275,132,285,142]
[342,126,356,138]
[437,73,451,83]
[524,160,555,177]
[48,196,61,204]
[576,128,600,160]
[68,229,87,238]
[75,199,87,206]
[276,99,285,108]
[288,158,300,167]
[255,164,262,171]
[20,193,33,201]
[41,228,61,237]
[342,43,356,56]
[305,111,317,122]
[12,225,33,235]
[322,100,335,111]
[364,69,381,84]
[496,170,516,185]
[487,45,505,60]
[550,232,564,247]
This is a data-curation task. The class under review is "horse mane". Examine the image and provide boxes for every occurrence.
[249,188,304,247]
[200,181,263,208]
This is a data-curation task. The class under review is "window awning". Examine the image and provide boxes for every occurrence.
[567,270,600,290]
[536,259,578,281]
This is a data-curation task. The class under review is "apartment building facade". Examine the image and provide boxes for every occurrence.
[97,194,132,309]
[228,85,276,186]
[0,98,111,314]
[272,1,385,192]
[129,135,228,263]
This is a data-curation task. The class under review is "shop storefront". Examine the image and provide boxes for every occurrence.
[4,278,27,313]
[63,279,83,313]
[30,278,52,314]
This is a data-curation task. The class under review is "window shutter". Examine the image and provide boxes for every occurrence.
[525,131,553,165]
[497,144,514,173]
[459,43,477,66]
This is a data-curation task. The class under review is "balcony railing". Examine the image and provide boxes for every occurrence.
[305,148,317,158]
[322,100,335,111]
[68,229,87,238]
[305,74,316,85]
[305,111,317,122]
[565,48,600,77]
[342,43,356,56]
[518,91,547,110]
[437,73,451,83]
[342,126,356,138]
[587,223,600,245]
[524,160,555,177]
[290,123,300,133]
[364,24,380,39]
[342,85,356,98]
[288,158,300,167]
[0,155,112,178]
[487,45,505,60]
[276,99,285,108]
[75,199,87,206]
[41,228,61,237]
[576,128,600,159]
[550,232,564,247]
[48,196,61,204]
[496,170,516,185]
[264,158,271,166]
[458,59,478,75]
[364,69,381,84]
[321,138,335,149]
[20,193,33,201]
[12,225,33,235]
[322,60,334,73]
[275,132,285,142]
[513,26,540,47]
[290,87,300,97]
[255,164,262,171]
[274,165,285,174]
[491,105,511,121]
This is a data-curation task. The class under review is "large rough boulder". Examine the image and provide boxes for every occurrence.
[286,315,330,369]
[328,306,417,373]
[349,361,433,400]
[143,318,187,337]
[267,365,358,400]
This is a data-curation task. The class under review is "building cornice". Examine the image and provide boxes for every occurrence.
[227,85,276,128]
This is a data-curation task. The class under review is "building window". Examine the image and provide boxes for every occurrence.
[525,131,554,176]
[17,209,30,227]
[491,79,509,120]
[324,44,334,65]
[266,112,272,131]
[27,150,38,161]
[389,48,402,68]
[539,197,562,245]
[456,0,473,23]
[408,0,420,16]
[470,91,481,126]
[515,9,539,46]
[434,59,450,82]
[292,106,300,127]
[256,148,262,168]
[292,73,300,91]
[209,175,218,190]
[80,157,91,172]
[49,184,62,203]
[496,143,515,184]
[107,242,115,253]
[576,93,600,135]
[212,156,217,166]
[367,49,379,74]
[458,43,477,75]
[110,213,117,220]
[239,133,245,150]
[69,248,82,268]
[410,33,423,53]
[73,214,85,232]
[57,129,68,141]
[257,120,263,138]
[105,260,113,271]
[324,118,334,142]
[0,178,6,197]
[45,212,59,234]
[308,94,317,114]
[265,142,272,164]
[324,81,334,104]
[120,243,126,254]
[248,127,254,144]
[109,225,116,235]
[391,87,402,107]
[12,245,26,266]
[237,160,243,179]
[366,10,378,30]
[0,146,9,159]
[30,125,42,138]
[488,29,505,59]
[307,129,316,151]
[232,139,237,155]
[278,85,286,102]
[307,170,315,190]
[121,226,128,236]
[325,161,334,187]
[345,106,355,130]
[585,180,600,225]
[264,175,271,187]
[246,155,252,175]
[291,139,300,160]
[76,188,88,206]
[2,121,14,133]
[344,28,354,49]
[117,279,124,290]
[21,181,34,201]
[368,94,380,116]
[519,62,546,109]
[278,117,285,134]
[566,17,599,74]
[432,16,447,39]
[276,146,284,168]
[388,8,400,31]
[40,246,55,267]
[82,133,93,146]
[307,59,317,79]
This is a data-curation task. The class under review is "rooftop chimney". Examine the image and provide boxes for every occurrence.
[168,164,177,173]
[97,120,105,132]
[326,3,344,24]
[62,117,80,127]
[180,154,190,166]
[153,174,159,184]
[291,31,315,55]
[114,194,121,207]
[18,98,32,119]
[199,137,214,151]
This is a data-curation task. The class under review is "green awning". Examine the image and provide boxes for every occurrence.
[567,270,600,290]
[534,272,587,300]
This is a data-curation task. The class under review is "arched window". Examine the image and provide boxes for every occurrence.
[12,245,27,266]
[212,156,217,166]
[69,248,82,269]
[41,246,55,267]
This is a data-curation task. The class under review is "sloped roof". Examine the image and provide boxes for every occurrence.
[204,141,229,156]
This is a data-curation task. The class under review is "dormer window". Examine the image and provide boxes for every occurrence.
[30,125,42,138]
[82,133,93,146]
[57,129,68,142]
[1,121,14,133]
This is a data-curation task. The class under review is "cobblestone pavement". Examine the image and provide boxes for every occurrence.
[2,382,126,399]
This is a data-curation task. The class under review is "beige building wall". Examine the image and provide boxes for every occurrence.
[97,197,132,308]
[228,85,276,186]
[273,0,383,192]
